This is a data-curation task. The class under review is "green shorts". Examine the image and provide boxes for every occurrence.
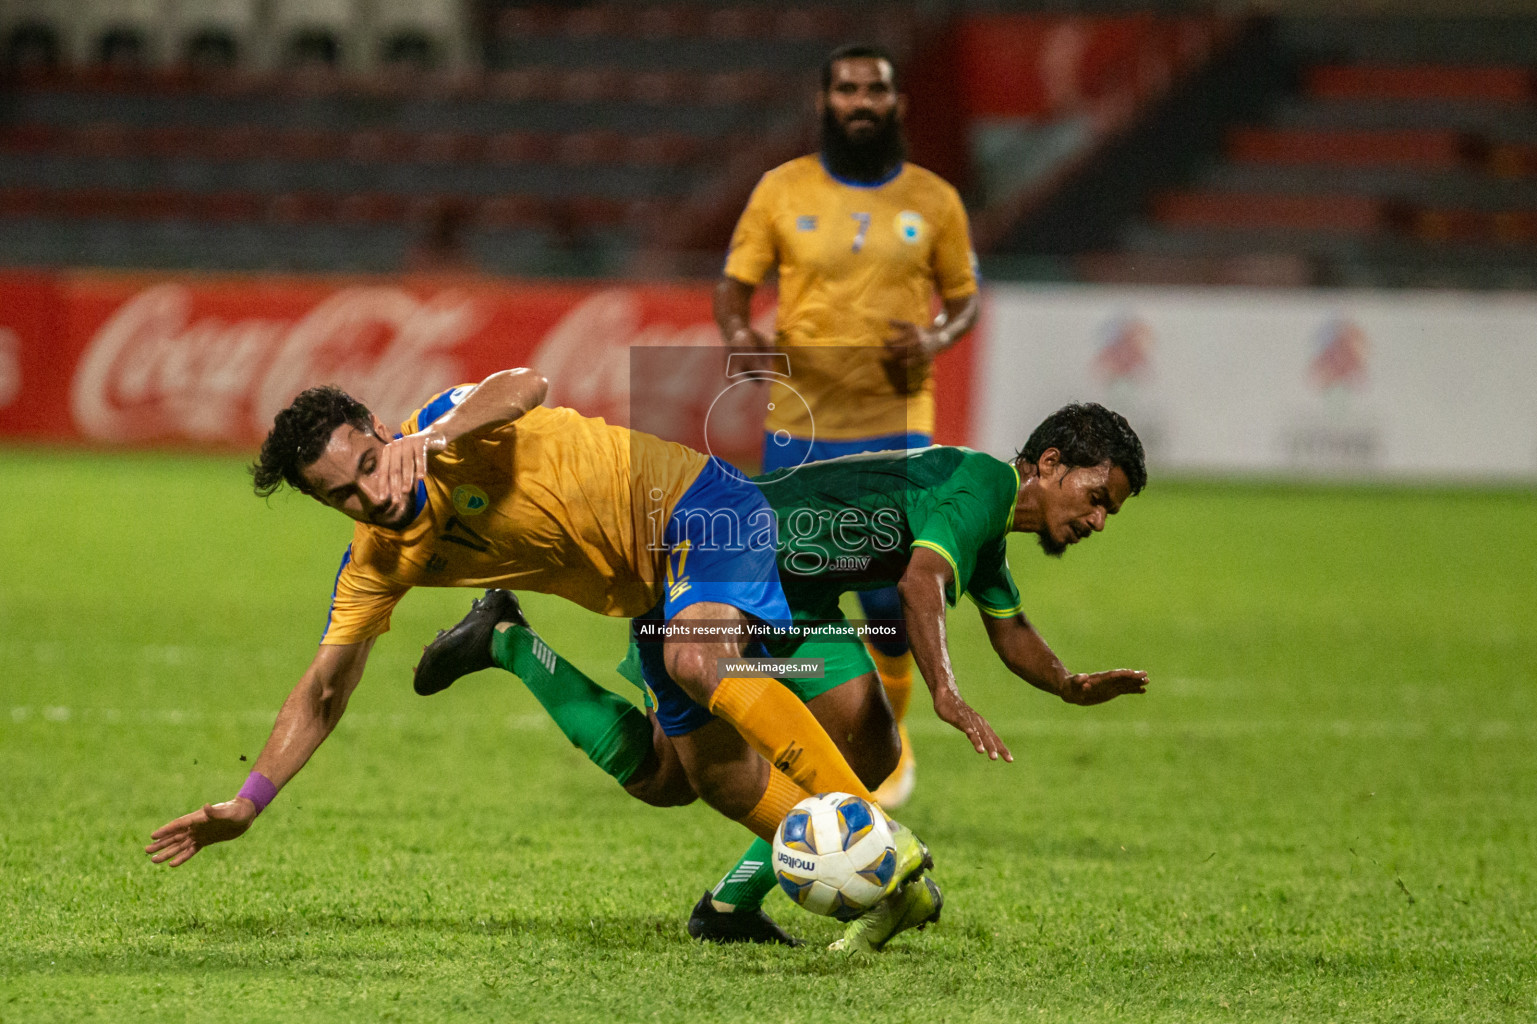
[765,615,877,702]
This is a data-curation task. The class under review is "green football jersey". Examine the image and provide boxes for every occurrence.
[756,446,1024,620]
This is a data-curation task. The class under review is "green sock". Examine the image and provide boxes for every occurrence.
[710,837,778,911]
[491,623,652,785]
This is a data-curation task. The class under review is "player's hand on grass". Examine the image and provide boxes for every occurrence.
[144,798,257,867]
[932,685,1013,763]
[1060,669,1149,706]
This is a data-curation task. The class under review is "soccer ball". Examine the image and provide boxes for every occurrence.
[772,792,897,919]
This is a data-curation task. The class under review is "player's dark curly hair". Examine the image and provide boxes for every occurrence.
[251,385,374,498]
[1019,403,1147,496]
[820,43,900,91]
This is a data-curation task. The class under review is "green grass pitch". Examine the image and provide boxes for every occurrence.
[2,449,1534,1023]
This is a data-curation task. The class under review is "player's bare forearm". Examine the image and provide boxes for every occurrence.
[253,640,372,787]
[714,276,769,350]
[417,368,547,450]
[145,641,372,867]
[981,612,1149,706]
[898,548,1012,761]
[980,612,1070,696]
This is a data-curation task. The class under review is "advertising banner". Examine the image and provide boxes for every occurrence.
[0,272,975,460]
[974,285,1537,481]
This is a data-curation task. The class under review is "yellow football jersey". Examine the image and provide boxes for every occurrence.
[723,155,978,440]
[320,393,709,645]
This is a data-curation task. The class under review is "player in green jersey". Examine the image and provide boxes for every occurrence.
[681,401,1150,946]
[415,402,1150,951]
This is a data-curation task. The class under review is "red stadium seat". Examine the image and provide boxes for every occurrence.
[556,130,624,167]
[141,124,201,158]
[58,188,124,219]
[73,122,138,158]
[1308,65,1535,104]
[554,67,628,104]
[621,197,672,234]
[338,192,410,223]
[699,69,781,106]
[485,66,557,102]
[0,186,52,216]
[632,5,704,40]
[1076,251,1315,287]
[475,194,555,230]
[772,7,846,40]
[491,7,555,41]
[1153,191,1385,234]
[705,6,766,39]
[484,131,556,165]
[193,191,266,222]
[266,191,337,224]
[1488,142,1537,178]
[625,132,699,166]
[626,69,695,105]
[276,128,337,162]
[344,128,416,163]
[560,3,630,37]
[416,131,481,164]
[0,123,64,153]
[1490,211,1537,243]
[565,194,626,230]
[203,123,270,160]
[1228,127,1469,170]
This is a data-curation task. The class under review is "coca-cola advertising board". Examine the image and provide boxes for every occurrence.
[0,272,975,459]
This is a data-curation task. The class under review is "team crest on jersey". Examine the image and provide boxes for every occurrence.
[448,384,473,404]
[796,215,818,231]
[895,211,925,244]
[452,484,490,516]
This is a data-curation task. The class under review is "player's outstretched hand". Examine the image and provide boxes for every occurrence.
[1061,669,1149,706]
[932,685,1014,763]
[380,431,435,510]
[145,798,257,867]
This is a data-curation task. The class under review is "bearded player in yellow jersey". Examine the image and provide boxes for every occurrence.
[144,369,932,931]
[715,45,981,811]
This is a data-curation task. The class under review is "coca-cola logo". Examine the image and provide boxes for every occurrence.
[532,290,774,460]
[70,284,482,443]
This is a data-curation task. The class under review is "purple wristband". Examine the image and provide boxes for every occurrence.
[237,771,278,815]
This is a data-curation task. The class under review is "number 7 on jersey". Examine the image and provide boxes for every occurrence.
[850,212,871,253]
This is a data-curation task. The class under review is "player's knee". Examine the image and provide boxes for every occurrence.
[662,644,715,704]
[623,767,697,808]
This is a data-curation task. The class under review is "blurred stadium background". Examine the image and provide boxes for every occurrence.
[0,0,1535,473]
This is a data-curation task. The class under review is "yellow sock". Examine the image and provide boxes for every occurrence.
[708,676,876,803]
[734,767,812,842]
[867,645,914,723]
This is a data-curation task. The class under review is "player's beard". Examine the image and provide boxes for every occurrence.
[820,107,906,184]
[1037,529,1068,559]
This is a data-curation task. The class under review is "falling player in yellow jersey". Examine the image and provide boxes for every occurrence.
[144,369,931,925]
[715,44,981,813]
